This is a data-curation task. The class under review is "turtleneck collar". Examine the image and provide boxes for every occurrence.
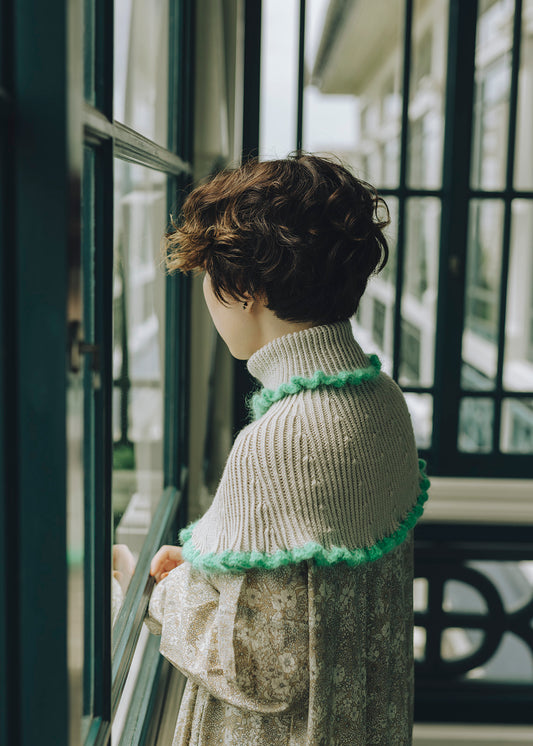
[246,320,370,390]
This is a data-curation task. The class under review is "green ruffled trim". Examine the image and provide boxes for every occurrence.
[249,354,382,420]
[179,459,430,574]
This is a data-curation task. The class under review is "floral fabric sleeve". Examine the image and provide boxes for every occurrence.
[146,560,309,715]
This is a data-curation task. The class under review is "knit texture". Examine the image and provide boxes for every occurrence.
[182,321,428,573]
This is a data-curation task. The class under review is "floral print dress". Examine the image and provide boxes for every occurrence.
[145,530,414,745]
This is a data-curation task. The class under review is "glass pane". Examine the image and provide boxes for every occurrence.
[352,197,398,367]
[414,626,426,662]
[302,0,404,187]
[462,200,504,388]
[114,0,169,147]
[501,398,533,453]
[399,198,440,387]
[503,200,533,391]
[407,0,449,189]
[458,397,494,453]
[84,0,95,102]
[259,0,300,158]
[513,0,533,190]
[413,577,428,612]
[112,160,167,607]
[441,628,484,661]
[471,0,513,191]
[404,393,433,449]
[443,580,488,614]
[441,561,533,683]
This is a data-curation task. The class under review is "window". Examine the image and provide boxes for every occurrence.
[258,0,533,478]
[257,0,533,724]
[79,1,194,742]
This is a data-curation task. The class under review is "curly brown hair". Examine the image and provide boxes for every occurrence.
[165,153,390,324]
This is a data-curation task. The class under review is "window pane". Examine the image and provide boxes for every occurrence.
[259,0,300,158]
[399,198,440,387]
[302,0,404,187]
[404,393,433,449]
[513,0,533,190]
[503,200,533,391]
[114,0,169,146]
[407,0,449,189]
[353,197,398,367]
[112,160,167,603]
[462,200,504,389]
[470,0,513,191]
[458,397,494,453]
[501,398,533,453]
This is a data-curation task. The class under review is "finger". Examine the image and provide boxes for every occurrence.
[150,546,172,575]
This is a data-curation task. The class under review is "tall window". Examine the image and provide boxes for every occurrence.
[79,1,193,743]
[257,0,533,725]
[259,0,533,478]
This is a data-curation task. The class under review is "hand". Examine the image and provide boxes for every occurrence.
[112,544,137,594]
[150,545,184,583]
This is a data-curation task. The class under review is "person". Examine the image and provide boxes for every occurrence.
[146,153,430,745]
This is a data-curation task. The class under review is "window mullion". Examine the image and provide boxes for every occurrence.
[432,0,478,475]
[391,0,413,382]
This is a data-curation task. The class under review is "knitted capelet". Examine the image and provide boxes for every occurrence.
[180,321,429,573]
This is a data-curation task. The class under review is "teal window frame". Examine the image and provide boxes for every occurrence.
[0,0,194,744]
[82,1,194,743]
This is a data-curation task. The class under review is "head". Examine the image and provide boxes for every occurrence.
[165,153,390,357]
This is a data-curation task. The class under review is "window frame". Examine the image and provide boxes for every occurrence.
[80,1,195,743]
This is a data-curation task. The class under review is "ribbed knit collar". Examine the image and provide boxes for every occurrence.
[246,320,370,390]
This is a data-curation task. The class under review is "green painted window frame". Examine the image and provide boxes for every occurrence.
[82,1,195,744]
[0,0,194,744]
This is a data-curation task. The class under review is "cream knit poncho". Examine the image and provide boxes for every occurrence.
[182,320,426,570]
[147,320,429,745]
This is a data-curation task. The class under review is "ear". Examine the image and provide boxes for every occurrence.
[241,292,254,312]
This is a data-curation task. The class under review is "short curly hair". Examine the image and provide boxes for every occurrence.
[165,153,390,324]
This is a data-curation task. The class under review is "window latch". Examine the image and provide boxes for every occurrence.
[68,320,101,389]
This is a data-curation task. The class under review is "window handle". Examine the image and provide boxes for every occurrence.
[68,320,101,389]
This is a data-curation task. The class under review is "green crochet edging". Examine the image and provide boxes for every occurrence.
[249,354,382,420]
[178,459,430,574]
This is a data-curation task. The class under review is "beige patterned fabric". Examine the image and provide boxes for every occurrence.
[146,531,414,745]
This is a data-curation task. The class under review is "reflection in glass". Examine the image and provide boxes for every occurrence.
[83,0,95,102]
[303,0,404,186]
[404,393,433,449]
[407,0,448,189]
[112,160,167,601]
[458,397,494,453]
[503,201,533,391]
[114,0,169,146]
[462,200,504,388]
[471,0,513,190]
[514,0,533,189]
[80,147,95,740]
[501,399,533,453]
[259,0,300,158]
[399,198,440,387]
